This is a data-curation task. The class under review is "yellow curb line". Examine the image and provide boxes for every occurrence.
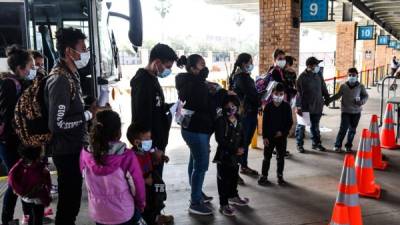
[0,171,58,181]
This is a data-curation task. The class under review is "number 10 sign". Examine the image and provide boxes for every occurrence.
[357,26,375,40]
[301,0,329,22]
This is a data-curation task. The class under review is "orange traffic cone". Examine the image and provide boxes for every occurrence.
[355,129,381,199]
[329,154,363,225]
[380,103,399,149]
[369,115,388,170]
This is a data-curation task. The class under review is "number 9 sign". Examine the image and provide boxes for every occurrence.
[301,0,329,22]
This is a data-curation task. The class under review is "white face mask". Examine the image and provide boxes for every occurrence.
[140,140,153,152]
[313,66,320,74]
[272,94,284,103]
[276,60,286,69]
[27,68,37,80]
[74,51,90,69]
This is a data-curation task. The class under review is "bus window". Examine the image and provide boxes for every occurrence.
[0,1,27,57]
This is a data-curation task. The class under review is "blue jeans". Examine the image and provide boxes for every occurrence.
[295,113,322,147]
[181,130,210,205]
[335,113,361,149]
[241,112,258,168]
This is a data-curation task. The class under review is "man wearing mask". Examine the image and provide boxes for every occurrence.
[295,57,330,153]
[131,43,178,177]
[45,27,93,225]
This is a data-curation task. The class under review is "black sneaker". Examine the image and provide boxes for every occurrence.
[278,177,287,185]
[312,144,326,152]
[202,192,213,204]
[240,166,259,176]
[284,151,291,158]
[189,203,213,216]
[258,176,271,186]
[345,147,352,153]
[297,146,305,153]
[238,175,245,185]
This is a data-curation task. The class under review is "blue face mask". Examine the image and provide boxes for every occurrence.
[27,68,37,80]
[313,66,320,74]
[140,140,153,152]
[158,68,172,78]
[348,76,358,84]
[246,64,254,73]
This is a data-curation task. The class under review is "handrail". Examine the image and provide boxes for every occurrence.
[324,65,387,109]
[380,75,399,126]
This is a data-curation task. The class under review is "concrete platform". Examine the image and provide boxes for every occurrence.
[2,86,400,225]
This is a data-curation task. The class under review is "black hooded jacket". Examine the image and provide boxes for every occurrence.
[175,73,214,134]
[130,68,172,151]
[232,72,260,115]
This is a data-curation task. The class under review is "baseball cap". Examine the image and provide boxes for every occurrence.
[306,57,323,66]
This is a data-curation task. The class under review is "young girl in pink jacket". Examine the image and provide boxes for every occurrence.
[80,110,146,225]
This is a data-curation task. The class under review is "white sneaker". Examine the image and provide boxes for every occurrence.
[333,147,342,153]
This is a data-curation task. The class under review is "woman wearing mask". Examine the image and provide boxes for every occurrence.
[0,45,34,225]
[175,54,215,216]
[230,53,259,184]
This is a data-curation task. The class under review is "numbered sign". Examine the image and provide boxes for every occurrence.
[377,35,390,45]
[301,0,329,22]
[357,26,374,40]
[389,40,397,48]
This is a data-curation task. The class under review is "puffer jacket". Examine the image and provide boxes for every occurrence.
[80,141,146,225]
[0,72,29,142]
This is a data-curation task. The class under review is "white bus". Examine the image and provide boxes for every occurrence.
[0,0,143,105]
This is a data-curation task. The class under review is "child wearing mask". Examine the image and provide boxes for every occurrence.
[8,146,51,225]
[127,124,172,225]
[258,83,293,186]
[213,95,249,217]
[328,68,368,153]
[80,110,146,225]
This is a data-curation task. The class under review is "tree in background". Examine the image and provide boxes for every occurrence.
[155,0,172,41]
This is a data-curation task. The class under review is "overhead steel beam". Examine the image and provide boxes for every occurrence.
[350,0,398,39]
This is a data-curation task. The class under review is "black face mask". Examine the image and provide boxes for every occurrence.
[199,67,209,80]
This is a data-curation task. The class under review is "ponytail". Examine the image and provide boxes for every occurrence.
[177,54,203,73]
[89,110,122,166]
[229,53,252,88]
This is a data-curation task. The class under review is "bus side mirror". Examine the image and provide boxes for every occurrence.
[129,0,143,48]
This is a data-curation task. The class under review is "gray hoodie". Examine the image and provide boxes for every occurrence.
[330,81,368,114]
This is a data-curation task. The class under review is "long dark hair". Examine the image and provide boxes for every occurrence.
[90,110,121,165]
[229,53,252,89]
[230,53,252,77]
[177,54,203,73]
